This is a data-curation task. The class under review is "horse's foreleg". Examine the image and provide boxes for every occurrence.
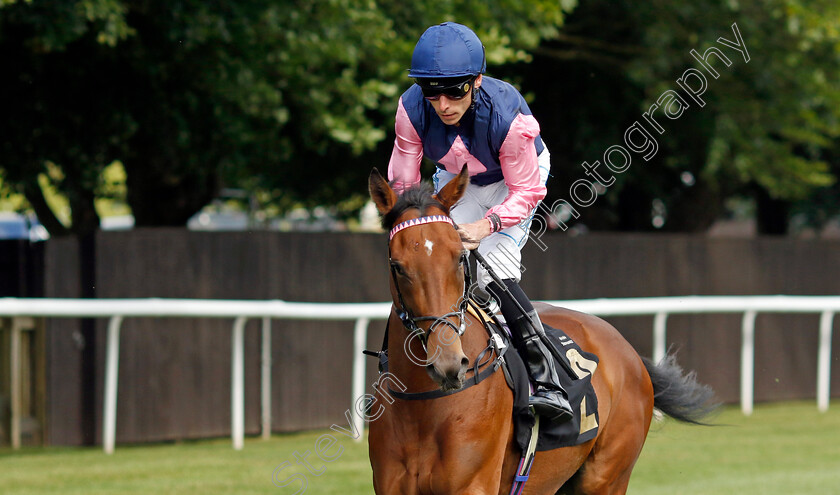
[567,469,633,495]
[372,464,413,495]
[434,453,505,495]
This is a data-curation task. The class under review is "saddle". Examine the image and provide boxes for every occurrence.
[489,309,601,451]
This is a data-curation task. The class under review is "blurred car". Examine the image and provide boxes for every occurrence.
[0,212,50,241]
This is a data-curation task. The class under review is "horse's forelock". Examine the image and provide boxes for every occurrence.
[382,182,447,230]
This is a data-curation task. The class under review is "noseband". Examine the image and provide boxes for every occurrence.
[388,215,472,353]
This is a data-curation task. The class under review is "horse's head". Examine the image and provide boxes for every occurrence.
[369,166,471,391]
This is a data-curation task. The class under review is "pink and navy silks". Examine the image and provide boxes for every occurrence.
[387,76,547,231]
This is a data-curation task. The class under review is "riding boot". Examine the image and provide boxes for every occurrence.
[508,310,574,423]
[487,280,574,423]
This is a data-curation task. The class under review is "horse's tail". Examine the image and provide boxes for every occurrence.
[641,353,719,425]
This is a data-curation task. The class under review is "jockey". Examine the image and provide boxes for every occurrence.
[388,22,573,423]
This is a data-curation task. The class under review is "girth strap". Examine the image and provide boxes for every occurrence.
[509,411,540,495]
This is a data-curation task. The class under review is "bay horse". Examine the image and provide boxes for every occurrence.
[367,166,716,494]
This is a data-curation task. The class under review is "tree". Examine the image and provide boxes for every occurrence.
[0,0,573,235]
[510,0,840,234]
[5,1,836,236]
[0,0,134,234]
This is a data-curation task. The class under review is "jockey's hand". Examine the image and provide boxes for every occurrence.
[456,219,492,251]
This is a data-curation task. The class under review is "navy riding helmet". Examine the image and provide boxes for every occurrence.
[409,22,486,95]
[409,22,486,78]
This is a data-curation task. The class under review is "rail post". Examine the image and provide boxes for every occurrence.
[261,317,273,439]
[232,316,247,450]
[10,317,23,449]
[351,317,370,442]
[817,311,834,412]
[653,312,668,364]
[103,316,124,454]
[740,310,757,416]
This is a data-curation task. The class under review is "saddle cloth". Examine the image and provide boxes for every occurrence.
[499,319,600,452]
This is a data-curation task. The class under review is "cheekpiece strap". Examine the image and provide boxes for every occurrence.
[389,215,454,241]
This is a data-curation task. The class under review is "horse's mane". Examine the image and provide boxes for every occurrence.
[382,182,446,230]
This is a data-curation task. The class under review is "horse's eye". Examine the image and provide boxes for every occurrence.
[390,261,405,275]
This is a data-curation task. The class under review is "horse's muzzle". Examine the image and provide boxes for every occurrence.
[427,355,469,392]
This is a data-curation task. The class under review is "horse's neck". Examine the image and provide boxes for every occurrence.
[459,311,491,353]
[381,311,514,471]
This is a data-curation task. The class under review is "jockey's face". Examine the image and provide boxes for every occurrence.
[429,75,482,126]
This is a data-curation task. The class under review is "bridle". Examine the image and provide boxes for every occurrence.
[388,214,472,354]
[364,212,508,401]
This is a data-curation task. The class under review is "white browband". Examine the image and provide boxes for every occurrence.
[388,215,455,241]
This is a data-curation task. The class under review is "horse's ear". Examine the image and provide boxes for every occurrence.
[369,167,398,215]
[434,165,469,211]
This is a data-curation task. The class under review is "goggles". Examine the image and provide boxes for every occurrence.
[417,77,474,101]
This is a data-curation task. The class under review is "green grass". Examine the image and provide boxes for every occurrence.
[1,401,838,494]
[632,400,840,494]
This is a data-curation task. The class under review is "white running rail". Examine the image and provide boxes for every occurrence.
[0,295,836,454]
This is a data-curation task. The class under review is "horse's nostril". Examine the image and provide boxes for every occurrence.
[461,356,470,368]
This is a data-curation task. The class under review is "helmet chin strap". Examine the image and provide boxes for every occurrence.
[469,75,479,111]
[469,47,485,111]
